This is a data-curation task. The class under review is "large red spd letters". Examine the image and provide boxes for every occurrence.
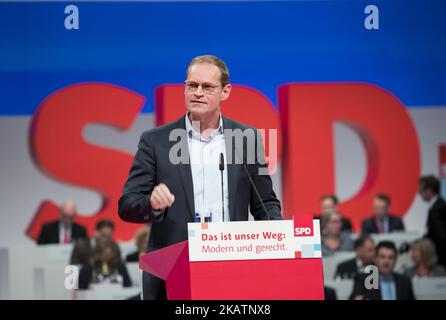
[26,82,420,241]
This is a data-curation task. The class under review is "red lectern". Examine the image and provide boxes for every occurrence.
[140,217,324,300]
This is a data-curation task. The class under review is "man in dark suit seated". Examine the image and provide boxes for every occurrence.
[118,55,282,300]
[360,194,405,235]
[334,235,375,279]
[350,241,415,300]
[37,200,87,245]
[418,175,446,267]
[315,194,352,232]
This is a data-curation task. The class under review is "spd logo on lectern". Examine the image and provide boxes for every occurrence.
[293,215,314,237]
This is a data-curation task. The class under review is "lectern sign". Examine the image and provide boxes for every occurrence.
[141,215,325,299]
[187,217,321,262]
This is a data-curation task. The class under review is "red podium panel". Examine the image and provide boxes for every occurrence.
[140,240,324,300]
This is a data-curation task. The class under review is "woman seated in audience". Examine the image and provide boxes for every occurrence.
[78,235,132,289]
[126,226,150,262]
[70,238,92,266]
[404,238,446,278]
[321,211,354,257]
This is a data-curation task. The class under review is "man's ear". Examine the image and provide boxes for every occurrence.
[221,84,232,101]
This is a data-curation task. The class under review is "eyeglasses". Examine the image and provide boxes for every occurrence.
[185,81,222,95]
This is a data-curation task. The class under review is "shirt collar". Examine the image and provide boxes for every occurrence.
[356,258,364,269]
[185,113,224,141]
[59,221,71,230]
[429,195,439,207]
[375,215,389,222]
[379,273,394,282]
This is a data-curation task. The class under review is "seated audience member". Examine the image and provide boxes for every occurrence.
[37,200,87,245]
[126,226,150,262]
[361,194,405,235]
[403,238,446,278]
[92,219,123,259]
[418,175,446,267]
[91,219,118,247]
[78,235,132,290]
[335,235,375,279]
[94,219,115,240]
[125,226,151,300]
[70,238,92,266]
[350,241,415,300]
[321,212,354,257]
[315,194,352,232]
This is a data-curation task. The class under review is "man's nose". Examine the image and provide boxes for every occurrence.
[194,85,205,96]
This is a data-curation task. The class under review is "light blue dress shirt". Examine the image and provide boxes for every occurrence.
[380,274,396,300]
[185,114,230,222]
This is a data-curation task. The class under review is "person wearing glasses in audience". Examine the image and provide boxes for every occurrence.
[316,194,352,232]
[321,211,354,257]
[119,55,282,300]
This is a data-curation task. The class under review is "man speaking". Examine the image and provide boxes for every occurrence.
[118,55,282,300]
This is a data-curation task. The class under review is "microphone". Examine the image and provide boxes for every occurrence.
[232,136,271,221]
[242,162,271,221]
[219,153,225,222]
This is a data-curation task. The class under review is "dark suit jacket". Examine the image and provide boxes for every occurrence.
[334,258,359,279]
[37,220,87,245]
[426,197,446,266]
[360,214,405,235]
[125,251,140,263]
[118,116,282,299]
[349,272,415,300]
[324,286,337,300]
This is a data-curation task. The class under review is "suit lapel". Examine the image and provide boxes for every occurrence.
[223,117,238,221]
[170,117,195,221]
[394,274,402,300]
[177,162,195,221]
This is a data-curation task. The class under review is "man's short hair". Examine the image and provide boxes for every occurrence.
[375,193,391,206]
[354,235,374,250]
[419,175,440,195]
[95,219,115,231]
[187,55,230,87]
[376,241,397,256]
[321,194,339,205]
